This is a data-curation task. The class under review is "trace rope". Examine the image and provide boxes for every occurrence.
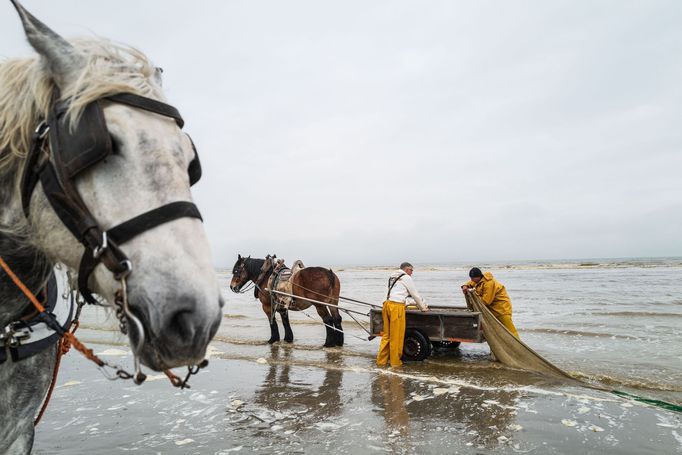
[0,256,204,425]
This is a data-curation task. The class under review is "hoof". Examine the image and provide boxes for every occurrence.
[268,338,280,344]
[284,337,294,343]
[323,343,335,348]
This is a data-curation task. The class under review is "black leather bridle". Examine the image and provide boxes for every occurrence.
[21,89,203,305]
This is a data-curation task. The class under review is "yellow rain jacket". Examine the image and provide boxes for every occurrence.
[464,272,512,317]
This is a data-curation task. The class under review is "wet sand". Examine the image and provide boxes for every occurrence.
[33,262,682,454]
[34,337,681,454]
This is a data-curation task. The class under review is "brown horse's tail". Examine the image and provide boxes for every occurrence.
[326,268,336,289]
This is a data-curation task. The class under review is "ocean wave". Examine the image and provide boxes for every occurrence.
[523,328,639,340]
[571,371,682,395]
[590,311,682,318]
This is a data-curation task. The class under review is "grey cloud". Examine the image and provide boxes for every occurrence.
[2,1,680,266]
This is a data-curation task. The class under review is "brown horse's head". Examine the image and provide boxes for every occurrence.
[230,254,278,293]
[230,254,251,292]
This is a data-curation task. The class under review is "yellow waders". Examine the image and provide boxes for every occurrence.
[376,300,406,367]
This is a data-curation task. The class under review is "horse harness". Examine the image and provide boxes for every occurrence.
[267,262,299,320]
[0,273,73,364]
[21,89,203,306]
[14,88,204,384]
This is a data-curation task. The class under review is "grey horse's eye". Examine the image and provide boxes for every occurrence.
[109,134,121,155]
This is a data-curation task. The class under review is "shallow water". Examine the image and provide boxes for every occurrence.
[34,258,682,454]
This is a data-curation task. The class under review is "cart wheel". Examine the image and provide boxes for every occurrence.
[402,329,432,361]
[432,340,461,351]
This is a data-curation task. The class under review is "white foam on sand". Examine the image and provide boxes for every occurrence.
[314,422,342,432]
[95,348,128,356]
[205,345,223,359]
[217,446,244,454]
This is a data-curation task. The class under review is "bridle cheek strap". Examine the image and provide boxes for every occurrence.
[20,89,204,306]
[77,201,202,304]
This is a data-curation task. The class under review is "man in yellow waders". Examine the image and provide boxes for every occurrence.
[377,262,429,368]
[461,267,520,338]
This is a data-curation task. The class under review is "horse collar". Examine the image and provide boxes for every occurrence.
[0,273,73,364]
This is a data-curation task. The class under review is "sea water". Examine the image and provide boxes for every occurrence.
[34,257,682,454]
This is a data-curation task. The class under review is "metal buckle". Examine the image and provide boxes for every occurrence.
[34,120,50,140]
[92,232,108,259]
[115,260,133,280]
[0,322,32,348]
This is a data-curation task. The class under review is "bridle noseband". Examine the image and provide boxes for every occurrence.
[21,89,203,306]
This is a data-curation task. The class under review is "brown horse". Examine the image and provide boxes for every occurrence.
[230,255,343,347]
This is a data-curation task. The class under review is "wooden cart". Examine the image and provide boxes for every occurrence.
[369,305,483,360]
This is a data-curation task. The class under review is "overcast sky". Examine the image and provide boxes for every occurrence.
[2,1,681,266]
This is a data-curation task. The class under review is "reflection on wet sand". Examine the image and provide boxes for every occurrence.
[371,368,522,450]
[254,345,344,427]
[371,373,412,453]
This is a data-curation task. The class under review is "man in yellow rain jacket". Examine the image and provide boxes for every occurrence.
[377,262,429,368]
[461,267,519,338]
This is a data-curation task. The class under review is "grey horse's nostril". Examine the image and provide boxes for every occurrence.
[167,309,196,343]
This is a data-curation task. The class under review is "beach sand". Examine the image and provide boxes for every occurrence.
[32,262,682,454]
[33,337,681,454]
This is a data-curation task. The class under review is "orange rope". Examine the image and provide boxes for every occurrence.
[164,369,183,387]
[33,320,83,426]
[0,254,78,425]
[0,256,46,313]
[2,254,184,424]
[62,331,105,367]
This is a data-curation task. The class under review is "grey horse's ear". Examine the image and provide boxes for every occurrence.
[11,0,84,88]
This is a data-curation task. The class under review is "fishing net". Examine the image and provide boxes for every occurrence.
[465,292,682,412]
[465,291,574,381]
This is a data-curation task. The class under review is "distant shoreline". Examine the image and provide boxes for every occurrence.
[217,256,682,272]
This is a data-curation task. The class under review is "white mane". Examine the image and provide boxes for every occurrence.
[0,37,162,179]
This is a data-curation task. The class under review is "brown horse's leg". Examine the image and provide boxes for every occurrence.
[314,303,336,347]
[328,270,343,346]
[280,310,294,343]
[329,305,344,347]
[262,302,280,344]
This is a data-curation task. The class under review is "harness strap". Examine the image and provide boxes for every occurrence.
[106,93,184,128]
[77,201,202,304]
[108,201,202,242]
[21,87,202,304]
[19,124,48,216]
